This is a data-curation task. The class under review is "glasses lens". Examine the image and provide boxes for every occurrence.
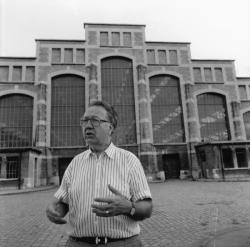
[80,118,100,127]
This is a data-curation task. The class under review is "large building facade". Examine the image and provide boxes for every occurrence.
[0,23,250,189]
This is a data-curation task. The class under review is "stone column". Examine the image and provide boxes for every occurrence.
[231,101,244,140]
[137,65,158,180]
[185,83,200,178]
[35,82,47,147]
[87,64,98,103]
[0,155,7,178]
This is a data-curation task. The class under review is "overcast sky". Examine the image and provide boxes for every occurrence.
[1,0,250,77]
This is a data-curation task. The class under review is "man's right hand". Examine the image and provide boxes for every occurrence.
[46,198,68,224]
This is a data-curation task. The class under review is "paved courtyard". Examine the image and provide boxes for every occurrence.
[1,180,250,247]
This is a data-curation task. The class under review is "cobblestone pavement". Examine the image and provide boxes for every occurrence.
[1,180,250,247]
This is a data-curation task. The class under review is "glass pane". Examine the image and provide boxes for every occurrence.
[222,148,234,168]
[243,111,250,140]
[147,50,155,64]
[197,93,230,141]
[13,66,22,81]
[51,75,85,146]
[100,32,109,46]
[0,66,9,81]
[7,156,19,178]
[158,50,167,64]
[112,32,120,46]
[101,57,136,145]
[150,75,185,143]
[0,94,33,147]
[64,49,73,64]
[193,68,202,82]
[204,68,213,82]
[236,148,248,168]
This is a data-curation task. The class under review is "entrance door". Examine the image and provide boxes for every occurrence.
[162,154,180,179]
[59,158,73,184]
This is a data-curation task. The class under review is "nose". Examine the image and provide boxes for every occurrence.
[85,119,93,128]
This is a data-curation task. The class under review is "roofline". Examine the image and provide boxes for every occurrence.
[84,23,146,27]
[0,57,36,60]
[237,77,250,79]
[35,39,85,42]
[146,41,191,45]
[192,59,235,62]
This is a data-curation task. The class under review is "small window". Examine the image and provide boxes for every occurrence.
[204,68,213,82]
[193,67,202,82]
[12,66,22,81]
[169,50,178,64]
[222,148,234,168]
[100,32,109,46]
[52,48,61,63]
[25,66,35,81]
[239,86,247,100]
[123,32,132,47]
[236,148,248,168]
[64,48,73,64]
[112,32,120,46]
[0,66,9,81]
[215,68,223,82]
[7,156,19,179]
[76,49,85,64]
[158,50,167,64]
[147,49,155,64]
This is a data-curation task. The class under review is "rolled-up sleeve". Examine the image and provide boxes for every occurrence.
[54,162,72,204]
[128,156,152,202]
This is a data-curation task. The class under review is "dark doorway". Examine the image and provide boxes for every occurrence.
[162,154,180,179]
[59,157,73,184]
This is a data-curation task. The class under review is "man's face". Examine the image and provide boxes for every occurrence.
[81,106,113,148]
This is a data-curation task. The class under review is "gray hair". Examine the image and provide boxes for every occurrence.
[89,101,118,129]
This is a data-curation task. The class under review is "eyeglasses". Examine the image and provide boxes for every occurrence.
[80,117,110,127]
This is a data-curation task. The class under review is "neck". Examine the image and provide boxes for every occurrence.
[90,142,111,156]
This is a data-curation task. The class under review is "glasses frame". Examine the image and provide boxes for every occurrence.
[80,117,110,127]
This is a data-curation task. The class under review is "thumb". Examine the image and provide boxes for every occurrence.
[108,184,123,196]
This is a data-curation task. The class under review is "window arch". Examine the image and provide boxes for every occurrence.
[0,94,33,147]
[243,111,250,140]
[51,74,85,146]
[149,74,185,143]
[101,56,136,145]
[197,93,230,141]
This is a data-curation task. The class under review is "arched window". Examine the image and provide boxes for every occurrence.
[101,57,136,145]
[51,74,85,147]
[149,75,185,143]
[197,93,230,141]
[243,111,250,140]
[0,94,33,147]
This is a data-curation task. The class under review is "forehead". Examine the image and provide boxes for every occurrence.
[84,106,108,119]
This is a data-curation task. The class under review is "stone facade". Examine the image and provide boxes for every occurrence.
[0,23,250,189]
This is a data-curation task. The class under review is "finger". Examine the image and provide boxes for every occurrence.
[47,214,67,224]
[94,197,113,203]
[92,209,112,217]
[91,204,111,210]
[108,184,123,196]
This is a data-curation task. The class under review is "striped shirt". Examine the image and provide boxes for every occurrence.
[54,143,152,238]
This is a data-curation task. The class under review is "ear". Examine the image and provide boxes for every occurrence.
[109,124,114,135]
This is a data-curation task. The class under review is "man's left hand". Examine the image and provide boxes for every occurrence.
[91,184,132,217]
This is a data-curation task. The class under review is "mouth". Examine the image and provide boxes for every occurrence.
[85,131,95,139]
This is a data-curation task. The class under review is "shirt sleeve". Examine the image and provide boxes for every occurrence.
[54,160,73,204]
[128,154,152,202]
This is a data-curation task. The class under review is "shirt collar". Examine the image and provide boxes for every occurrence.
[85,142,116,160]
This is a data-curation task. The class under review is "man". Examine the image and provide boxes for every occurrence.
[46,101,153,246]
